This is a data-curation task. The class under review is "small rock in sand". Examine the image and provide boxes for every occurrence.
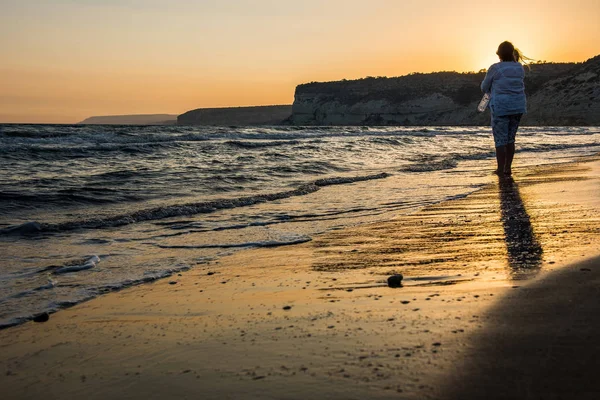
[33,312,50,323]
[283,306,292,310]
[387,274,403,288]
[169,281,177,285]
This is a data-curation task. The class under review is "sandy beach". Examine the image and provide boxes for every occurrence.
[2,158,600,400]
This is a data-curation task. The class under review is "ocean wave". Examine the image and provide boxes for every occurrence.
[0,221,43,235]
[0,189,144,208]
[0,260,195,330]
[0,141,185,159]
[368,137,415,146]
[0,278,57,303]
[0,172,390,236]
[401,154,459,172]
[519,142,600,152]
[225,139,300,149]
[52,255,100,275]
[402,158,458,172]
[0,125,474,150]
[155,235,312,249]
[264,160,348,175]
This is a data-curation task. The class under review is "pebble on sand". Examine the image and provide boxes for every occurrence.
[387,274,404,288]
[33,312,50,323]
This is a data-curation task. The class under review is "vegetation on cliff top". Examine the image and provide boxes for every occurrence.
[295,61,578,106]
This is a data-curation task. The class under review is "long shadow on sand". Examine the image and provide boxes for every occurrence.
[498,177,543,280]
[439,256,600,400]
[438,178,598,399]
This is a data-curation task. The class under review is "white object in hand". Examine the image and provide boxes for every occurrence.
[477,93,491,113]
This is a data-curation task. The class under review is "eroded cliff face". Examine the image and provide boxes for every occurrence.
[290,58,598,126]
[292,91,487,126]
[524,55,600,125]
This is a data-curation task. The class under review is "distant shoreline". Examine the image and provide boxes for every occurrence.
[77,114,178,125]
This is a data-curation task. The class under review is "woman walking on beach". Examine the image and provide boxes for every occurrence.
[481,41,528,176]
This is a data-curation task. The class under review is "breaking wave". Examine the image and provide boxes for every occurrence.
[1,173,389,236]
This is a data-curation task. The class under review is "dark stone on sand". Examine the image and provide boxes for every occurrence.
[169,281,177,285]
[33,312,49,323]
[387,274,404,288]
[283,306,292,310]
[207,272,215,275]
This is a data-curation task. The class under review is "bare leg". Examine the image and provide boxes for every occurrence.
[495,145,507,175]
[505,142,515,175]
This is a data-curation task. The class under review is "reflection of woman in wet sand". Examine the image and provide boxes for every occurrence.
[481,41,528,176]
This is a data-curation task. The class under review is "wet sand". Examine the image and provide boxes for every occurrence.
[2,158,600,399]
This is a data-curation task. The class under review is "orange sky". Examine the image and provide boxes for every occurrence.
[1,0,599,123]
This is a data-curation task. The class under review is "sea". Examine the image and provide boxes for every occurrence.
[1,124,599,328]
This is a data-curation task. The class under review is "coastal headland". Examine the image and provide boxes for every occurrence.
[290,55,600,126]
[75,54,599,127]
[177,105,292,126]
[2,157,600,399]
[78,114,178,125]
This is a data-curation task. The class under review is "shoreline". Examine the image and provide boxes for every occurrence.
[2,156,600,399]
[1,153,595,330]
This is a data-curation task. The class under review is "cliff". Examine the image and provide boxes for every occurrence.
[290,56,599,126]
[178,105,292,126]
[525,55,600,125]
[78,114,178,125]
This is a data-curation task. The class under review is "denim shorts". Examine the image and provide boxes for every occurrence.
[491,113,522,147]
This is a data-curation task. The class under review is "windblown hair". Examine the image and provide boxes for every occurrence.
[497,41,534,65]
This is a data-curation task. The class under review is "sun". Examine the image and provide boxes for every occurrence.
[473,33,536,72]
[478,53,501,72]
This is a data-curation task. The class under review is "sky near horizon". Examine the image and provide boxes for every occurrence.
[1,0,599,123]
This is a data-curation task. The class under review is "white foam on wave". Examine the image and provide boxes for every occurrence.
[0,173,391,236]
[53,255,100,275]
